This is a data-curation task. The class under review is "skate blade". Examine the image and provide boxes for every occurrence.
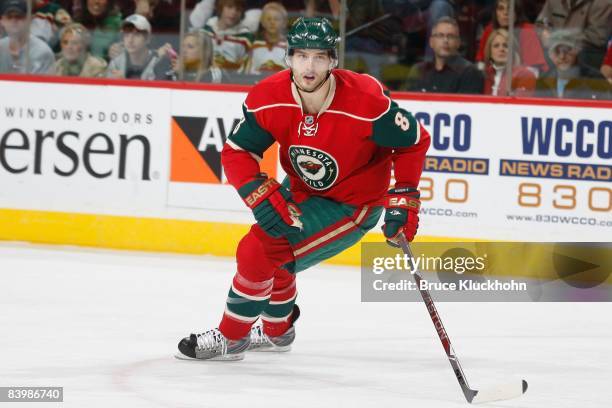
[249,345,292,353]
[174,352,245,361]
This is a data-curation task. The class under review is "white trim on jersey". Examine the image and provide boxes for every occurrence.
[322,73,391,121]
[226,139,263,162]
[245,102,301,113]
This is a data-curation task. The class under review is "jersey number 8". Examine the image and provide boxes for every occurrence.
[394,111,410,131]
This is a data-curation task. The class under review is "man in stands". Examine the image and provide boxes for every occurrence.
[0,0,55,74]
[536,29,610,100]
[405,17,483,94]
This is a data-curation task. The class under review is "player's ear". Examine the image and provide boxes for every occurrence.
[285,55,293,68]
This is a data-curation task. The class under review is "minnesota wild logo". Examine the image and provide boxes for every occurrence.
[288,145,339,190]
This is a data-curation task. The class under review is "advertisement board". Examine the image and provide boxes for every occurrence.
[1,76,609,247]
[0,80,170,217]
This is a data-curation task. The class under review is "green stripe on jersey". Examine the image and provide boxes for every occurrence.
[227,105,276,158]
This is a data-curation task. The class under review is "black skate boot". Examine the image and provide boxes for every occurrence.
[248,305,300,352]
[176,328,250,361]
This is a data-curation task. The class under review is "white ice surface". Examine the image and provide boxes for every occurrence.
[0,243,611,408]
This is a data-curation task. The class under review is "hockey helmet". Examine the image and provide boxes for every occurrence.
[287,17,339,51]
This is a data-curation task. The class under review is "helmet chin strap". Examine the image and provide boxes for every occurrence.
[291,70,332,94]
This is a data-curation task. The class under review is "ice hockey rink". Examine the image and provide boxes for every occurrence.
[1,243,611,408]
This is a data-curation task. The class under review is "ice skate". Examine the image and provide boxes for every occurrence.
[176,328,250,361]
[248,305,300,352]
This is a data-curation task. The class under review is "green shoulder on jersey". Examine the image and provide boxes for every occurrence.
[227,105,275,158]
[371,92,420,148]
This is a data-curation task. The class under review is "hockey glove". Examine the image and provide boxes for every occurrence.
[382,187,420,246]
[238,175,303,238]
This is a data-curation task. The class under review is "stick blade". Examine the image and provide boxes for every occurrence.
[470,380,528,404]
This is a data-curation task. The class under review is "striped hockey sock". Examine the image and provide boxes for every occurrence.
[219,272,273,340]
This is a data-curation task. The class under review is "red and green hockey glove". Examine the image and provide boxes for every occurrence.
[238,174,303,238]
[382,187,420,246]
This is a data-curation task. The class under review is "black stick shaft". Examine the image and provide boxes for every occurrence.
[397,236,477,403]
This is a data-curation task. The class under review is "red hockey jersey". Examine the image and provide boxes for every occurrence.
[222,69,430,206]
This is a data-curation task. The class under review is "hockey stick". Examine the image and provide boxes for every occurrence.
[396,235,528,404]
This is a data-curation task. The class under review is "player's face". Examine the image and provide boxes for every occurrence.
[182,35,200,64]
[430,23,460,59]
[490,33,508,65]
[0,12,27,36]
[61,31,85,62]
[123,28,148,54]
[261,9,284,36]
[550,45,578,72]
[496,0,509,28]
[290,49,333,92]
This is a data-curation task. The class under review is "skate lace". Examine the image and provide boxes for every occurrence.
[195,329,227,354]
[250,325,271,346]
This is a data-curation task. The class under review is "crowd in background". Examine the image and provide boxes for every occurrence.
[0,0,610,99]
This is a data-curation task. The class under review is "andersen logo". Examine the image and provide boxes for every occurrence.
[0,128,152,180]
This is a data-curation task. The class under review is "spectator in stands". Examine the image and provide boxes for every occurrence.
[535,29,610,100]
[204,0,253,72]
[156,30,225,82]
[132,0,160,20]
[405,16,483,93]
[536,0,612,70]
[30,0,73,46]
[247,1,287,75]
[78,0,123,60]
[190,0,261,33]
[54,23,108,77]
[0,0,55,74]
[476,0,546,75]
[601,40,612,84]
[107,14,167,79]
[482,28,535,96]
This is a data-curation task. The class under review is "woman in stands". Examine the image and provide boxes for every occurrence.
[77,0,122,60]
[54,23,108,77]
[476,0,546,76]
[157,30,224,82]
[482,28,536,96]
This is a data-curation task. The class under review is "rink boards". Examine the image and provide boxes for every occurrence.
[0,75,610,265]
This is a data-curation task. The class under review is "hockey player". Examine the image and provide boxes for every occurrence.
[177,17,430,361]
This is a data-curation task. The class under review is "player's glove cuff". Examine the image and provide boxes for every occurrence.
[382,187,420,246]
[238,174,282,209]
[238,175,303,238]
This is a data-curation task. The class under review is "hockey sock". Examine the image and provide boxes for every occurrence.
[219,272,273,340]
